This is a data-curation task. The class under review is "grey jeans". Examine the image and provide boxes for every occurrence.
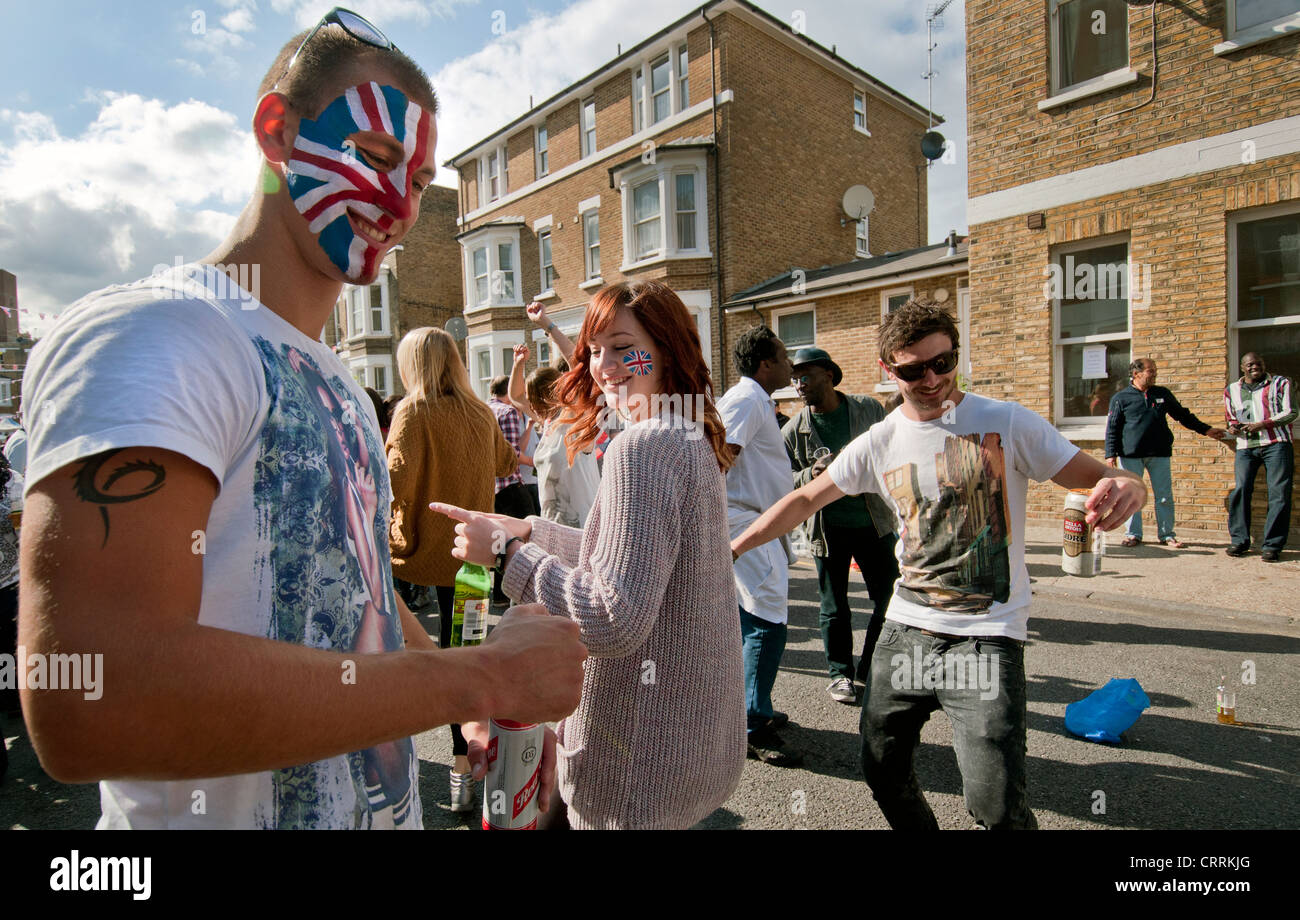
[859,622,1036,830]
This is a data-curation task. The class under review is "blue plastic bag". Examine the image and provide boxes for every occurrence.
[1064,678,1151,744]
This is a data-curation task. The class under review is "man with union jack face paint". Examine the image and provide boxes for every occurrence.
[17,11,586,829]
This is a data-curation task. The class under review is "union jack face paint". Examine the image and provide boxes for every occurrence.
[285,82,432,281]
[623,349,654,376]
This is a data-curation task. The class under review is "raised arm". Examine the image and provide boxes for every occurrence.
[19,448,584,783]
[526,301,575,363]
[507,343,537,422]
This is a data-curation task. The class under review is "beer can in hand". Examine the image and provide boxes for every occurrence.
[1062,489,1097,577]
[481,718,544,830]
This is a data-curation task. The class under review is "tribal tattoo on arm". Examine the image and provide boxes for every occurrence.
[72,449,167,547]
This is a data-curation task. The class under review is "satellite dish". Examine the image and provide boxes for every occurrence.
[921,130,947,161]
[841,185,875,220]
[444,315,468,341]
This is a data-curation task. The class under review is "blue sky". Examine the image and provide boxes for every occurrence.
[0,0,967,334]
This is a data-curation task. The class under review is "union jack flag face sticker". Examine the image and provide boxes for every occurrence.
[623,349,654,376]
[285,82,432,281]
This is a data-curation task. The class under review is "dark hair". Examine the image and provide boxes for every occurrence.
[1129,358,1151,378]
[489,375,509,398]
[364,386,388,429]
[257,27,438,119]
[734,325,782,378]
[878,298,960,365]
[0,450,9,494]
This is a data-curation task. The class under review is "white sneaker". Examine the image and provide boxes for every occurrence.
[449,771,476,813]
[827,677,858,703]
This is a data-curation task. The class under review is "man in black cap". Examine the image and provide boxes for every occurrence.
[783,347,899,704]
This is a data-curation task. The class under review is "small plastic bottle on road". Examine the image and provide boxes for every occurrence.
[1216,675,1236,724]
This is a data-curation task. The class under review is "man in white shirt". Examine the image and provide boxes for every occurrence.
[719,326,801,767]
[733,300,1146,828]
[18,12,585,828]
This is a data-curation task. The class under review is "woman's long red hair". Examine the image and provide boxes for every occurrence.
[556,281,732,473]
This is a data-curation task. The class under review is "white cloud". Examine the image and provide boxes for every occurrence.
[0,95,259,334]
[221,8,257,32]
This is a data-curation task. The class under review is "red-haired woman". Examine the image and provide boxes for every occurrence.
[433,281,745,829]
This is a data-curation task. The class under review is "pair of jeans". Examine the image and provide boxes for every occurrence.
[1229,443,1295,551]
[1118,455,1175,541]
[859,622,1036,830]
[739,606,788,734]
[812,526,899,682]
[433,585,467,757]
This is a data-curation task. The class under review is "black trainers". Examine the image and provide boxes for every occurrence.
[766,711,789,730]
[1262,549,1281,563]
[1225,544,1249,557]
[747,727,804,767]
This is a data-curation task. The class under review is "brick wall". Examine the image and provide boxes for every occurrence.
[967,1,1300,197]
[719,12,931,300]
[395,185,463,345]
[968,164,1300,537]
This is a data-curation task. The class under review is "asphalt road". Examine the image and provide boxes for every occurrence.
[4,554,1298,830]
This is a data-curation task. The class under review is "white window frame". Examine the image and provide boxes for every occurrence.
[1221,0,1300,53]
[1051,233,1133,434]
[672,170,699,252]
[853,89,870,136]
[581,98,597,158]
[878,287,915,385]
[348,286,365,340]
[1047,0,1132,100]
[539,229,556,295]
[677,43,690,110]
[366,273,390,336]
[478,144,509,208]
[615,153,711,271]
[471,246,489,305]
[467,330,526,401]
[631,47,691,134]
[1228,200,1300,375]
[461,226,524,311]
[0,379,12,405]
[771,304,817,400]
[676,289,714,376]
[536,123,548,177]
[582,208,602,283]
[856,216,871,257]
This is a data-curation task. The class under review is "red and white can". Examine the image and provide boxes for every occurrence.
[481,718,543,830]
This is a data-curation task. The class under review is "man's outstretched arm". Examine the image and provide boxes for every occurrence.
[19,446,585,784]
[732,471,845,560]
[1050,449,1147,532]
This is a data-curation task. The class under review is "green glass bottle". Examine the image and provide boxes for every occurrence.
[450,562,491,647]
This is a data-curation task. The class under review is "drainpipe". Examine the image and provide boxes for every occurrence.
[703,7,725,390]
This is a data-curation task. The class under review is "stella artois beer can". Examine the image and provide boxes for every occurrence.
[1062,489,1101,577]
[481,718,543,830]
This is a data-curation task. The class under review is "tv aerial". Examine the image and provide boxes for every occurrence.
[920,0,955,162]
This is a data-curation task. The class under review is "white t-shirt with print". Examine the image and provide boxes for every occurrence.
[827,393,1077,639]
[22,264,421,829]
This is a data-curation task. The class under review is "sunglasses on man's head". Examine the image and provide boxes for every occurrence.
[271,7,396,93]
[888,349,959,382]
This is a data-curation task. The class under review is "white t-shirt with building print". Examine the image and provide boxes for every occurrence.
[827,393,1077,640]
[22,264,421,829]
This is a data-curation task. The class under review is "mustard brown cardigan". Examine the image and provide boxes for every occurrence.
[386,395,517,588]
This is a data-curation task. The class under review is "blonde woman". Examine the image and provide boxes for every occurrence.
[386,327,517,812]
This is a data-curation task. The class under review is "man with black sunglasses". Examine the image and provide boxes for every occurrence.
[735,299,1145,829]
[783,347,899,705]
[18,11,586,829]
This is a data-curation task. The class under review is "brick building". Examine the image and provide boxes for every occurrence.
[445,0,938,398]
[966,0,1300,538]
[722,235,968,414]
[327,185,463,397]
[0,269,31,416]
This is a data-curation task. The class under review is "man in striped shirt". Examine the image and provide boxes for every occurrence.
[1224,353,1296,562]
